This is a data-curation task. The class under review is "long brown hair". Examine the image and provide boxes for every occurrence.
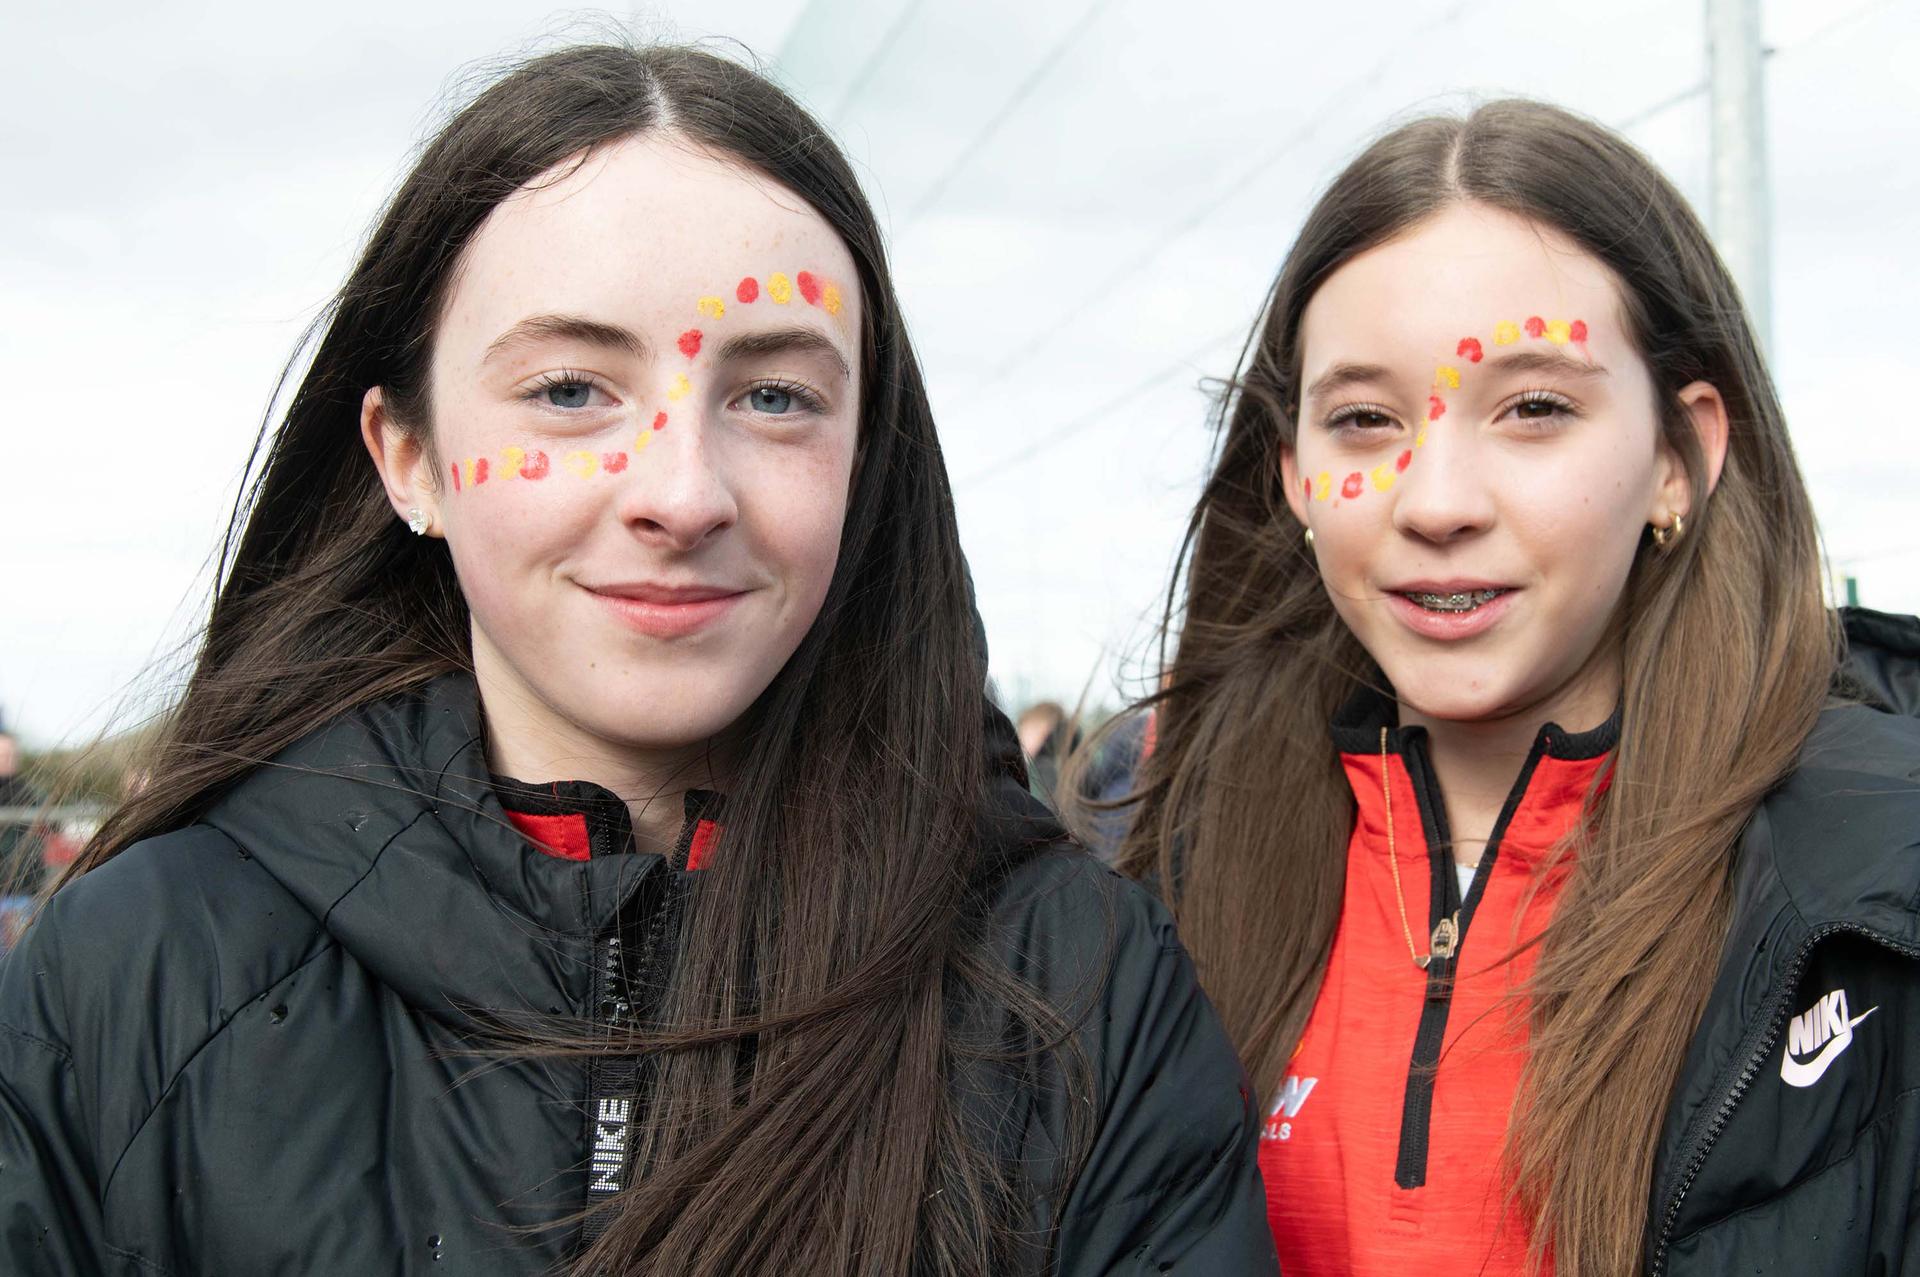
[56,43,1080,1277]
[1105,101,1834,1275]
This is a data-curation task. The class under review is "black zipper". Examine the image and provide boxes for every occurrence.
[1647,922,1920,1274]
[1392,733,1551,1189]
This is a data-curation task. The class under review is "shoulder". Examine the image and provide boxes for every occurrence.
[0,825,331,1126]
[981,845,1181,1002]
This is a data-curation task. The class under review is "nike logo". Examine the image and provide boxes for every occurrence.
[1780,988,1878,1088]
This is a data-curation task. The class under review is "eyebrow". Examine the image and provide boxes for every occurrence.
[481,314,650,366]
[713,325,852,381]
[1303,349,1609,404]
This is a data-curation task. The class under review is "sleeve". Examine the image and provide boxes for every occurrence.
[0,902,108,1275]
[1045,871,1280,1276]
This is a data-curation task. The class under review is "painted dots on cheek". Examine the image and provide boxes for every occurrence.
[520,449,550,480]
[602,451,629,474]
[1370,463,1396,492]
[1427,395,1447,421]
[1396,449,1413,473]
[499,446,524,480]
[1314,472,1332,502]
[651,410,668,432]
[1341,472,1364,500]
[564,451,599,479]
[449,461,462,493]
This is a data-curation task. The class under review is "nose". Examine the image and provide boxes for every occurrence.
[1389,422,1495,546]
[612,412,738,552]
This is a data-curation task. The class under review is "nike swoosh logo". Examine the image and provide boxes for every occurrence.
[1780,1006,1877,1088]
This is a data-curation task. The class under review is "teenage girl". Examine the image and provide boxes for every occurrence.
[0,45,1276,1276]
[1108,100,1920,1276]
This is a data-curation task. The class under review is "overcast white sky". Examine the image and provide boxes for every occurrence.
[2,0,1914,744]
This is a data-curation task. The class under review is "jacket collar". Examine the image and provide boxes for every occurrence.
[1330,686,1617,870]
[202,672,667,1027]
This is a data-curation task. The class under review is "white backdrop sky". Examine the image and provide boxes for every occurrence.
[3,0,1914,743]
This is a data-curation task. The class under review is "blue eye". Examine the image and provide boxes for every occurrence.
[747,386,795,414]
[544,381,594,409]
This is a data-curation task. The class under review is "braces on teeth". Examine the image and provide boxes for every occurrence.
[1406,589,1503,612]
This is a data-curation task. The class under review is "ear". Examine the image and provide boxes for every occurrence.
[1280,442,1310,528]
[360,387,441,536]
[1653,380,1730,523]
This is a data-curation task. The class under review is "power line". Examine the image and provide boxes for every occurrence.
[829,0,928,121]
[902,0,1117,229]
[956,0,1475,398]
[955,323,1246,489]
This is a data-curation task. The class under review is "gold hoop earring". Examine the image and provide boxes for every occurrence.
[1651,513,1686,550]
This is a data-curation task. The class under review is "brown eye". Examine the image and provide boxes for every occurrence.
[1516,398,1557,419]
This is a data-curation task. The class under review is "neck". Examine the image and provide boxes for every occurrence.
[473,665,723,860]
[1399,653,1619,863]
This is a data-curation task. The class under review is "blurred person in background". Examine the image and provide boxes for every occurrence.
[1096,100,1920,1276]
[0,43,1273,1277]
[0,710,43,951]
[1016,699,1073,803]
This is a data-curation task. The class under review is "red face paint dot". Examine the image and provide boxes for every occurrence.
[472,457,489,485]
[677,329,702,359]
[1456,337,1483,363]
[736,277,759,303]
[796,270,822,305]
[520,449,550,480]
[1302,477,1312,500]
[1427,395,1446,420]
[449,461,461,492]
[652,410,668,432]
[1569,319,1588,343]
[1341,472,1364,500]
[601,451,629,473]
[1524,316,1546,339]
[1396,449,1413,473]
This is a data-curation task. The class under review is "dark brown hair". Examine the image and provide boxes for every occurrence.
[1101,100,1833,1275]
[57,42,1079,1277]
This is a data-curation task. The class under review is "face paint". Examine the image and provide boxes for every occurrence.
[1494,321,1521,346]
[1435,365,1461,390]
[1369,462,1396,492]
[821,284,843,316]
[500,445,525,480]
[1569,319,1588,344]
[1457,337,1483,363]
[697,296,726,319]
[1341,472,1365,500]
[1427,395,1447,421]
[736,276,759,304]
[1523,315,1546,339]
[678,329,703,359]
[468,457,489,487]
[1315,472,1333,502]
[602,451,629,474]
[796,270,822,305]
[668,373,691,401]
[651,410,668,433]
[1545,319,1572,345]
[564,451,599,479]
[519,449,550,480]
[767,272,793,304]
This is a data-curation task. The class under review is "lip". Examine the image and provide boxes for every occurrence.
[583,581,750,638]
[1382,582,1519,641]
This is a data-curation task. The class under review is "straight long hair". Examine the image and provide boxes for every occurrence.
[57,43,1079,1277]
[1104,101,1834,1275]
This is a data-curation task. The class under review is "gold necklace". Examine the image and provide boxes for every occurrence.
[1380,725,1460,971]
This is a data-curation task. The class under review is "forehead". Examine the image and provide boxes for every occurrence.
[1300,204,1620,363]
[442,133,859,337]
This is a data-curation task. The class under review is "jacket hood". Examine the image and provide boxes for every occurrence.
[1839,605,1920,717]
[202,673,659,1027]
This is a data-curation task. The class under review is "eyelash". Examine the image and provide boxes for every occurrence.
[1498,388,1580,427]
[518,369,611,409]
[1323,402,1399,435]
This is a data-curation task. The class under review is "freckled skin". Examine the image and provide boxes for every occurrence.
[1280,203,1688,733]
[370,135,863,773]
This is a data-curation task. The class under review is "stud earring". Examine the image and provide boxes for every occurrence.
[406,508,430,536]
[1304,527,1316,548]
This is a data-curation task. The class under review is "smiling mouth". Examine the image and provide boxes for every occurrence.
[1401,588,1509,613]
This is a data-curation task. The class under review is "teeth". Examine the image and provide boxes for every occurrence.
[1406,589,1503,612]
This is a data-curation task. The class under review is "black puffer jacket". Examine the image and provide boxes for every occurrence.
[0,675,1277,1275]
[1646,608,1920,1273]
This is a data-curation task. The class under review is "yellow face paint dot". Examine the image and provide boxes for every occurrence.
[667,373,691,401]
[462,459,479,488]
[1370,463,1396,492]
[821,283,842,316]
[1313,472,1332,502]
[767,272,793,304]
[1545,319,1572,345]
[564,451,598,479]
[1435,365,1461,389]
[697,296,725,319]
[1494,321,1521,346]
[633,430,654,455]
[500,446,524,480]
